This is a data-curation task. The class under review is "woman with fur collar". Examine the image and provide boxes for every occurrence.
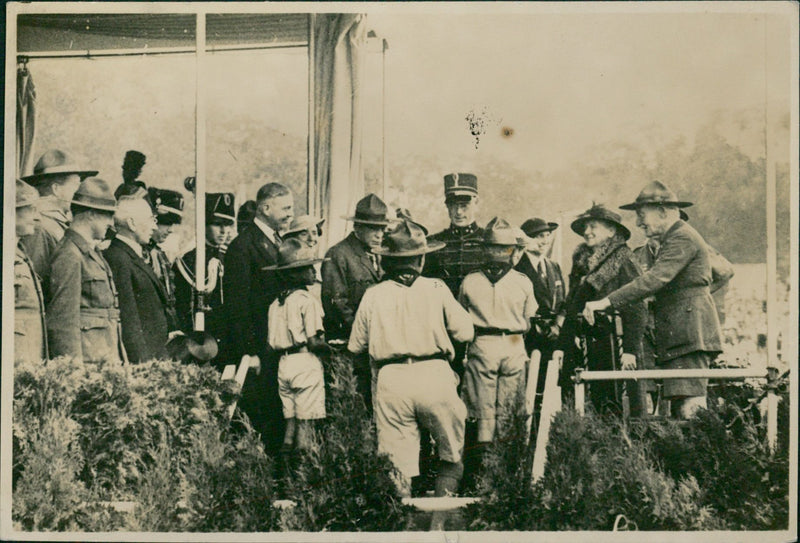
[558,204,648,417]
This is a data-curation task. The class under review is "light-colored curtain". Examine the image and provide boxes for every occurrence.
[313,14,367,251]
[17,64,37,177]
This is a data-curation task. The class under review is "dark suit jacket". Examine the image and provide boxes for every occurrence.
[514,253,566,317]
[223,224,280,359]
[104,237,170,363]
[321,231,381,340]
[608,220,722,362]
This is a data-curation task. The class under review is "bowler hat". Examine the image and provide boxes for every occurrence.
[373,219,445,257]
[284,214,325,237]
[263,238,327,270]
[483,217,520,246]
[16,179,39,208]
[571,204,631,240]
[21,149,98,185]
[343,193,392,226]
[207,193,235,225]
[148,188,184,225]
[444,173,478,201]
[521,217,558,238]
[619,181,693,210]
[166,331,219,363]
[71,177,117,213]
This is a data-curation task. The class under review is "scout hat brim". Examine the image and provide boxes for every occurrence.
[342,215,394,226]
[22,167,99,185]
[372,239,446,257]
[263,257,329,271]
[166,331,219,362]
[619,200,693,210]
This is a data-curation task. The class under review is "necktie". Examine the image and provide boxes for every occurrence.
[537,259,546,278]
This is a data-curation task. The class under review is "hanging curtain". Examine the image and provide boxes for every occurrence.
[17,63,37,178]
[313,13,367,250]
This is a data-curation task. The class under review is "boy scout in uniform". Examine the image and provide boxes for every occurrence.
[348,219,474,497]
[14,179,48,364]
[47,178,127,364]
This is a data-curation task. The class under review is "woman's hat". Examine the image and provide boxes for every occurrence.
[571,203,631,240]
[71,177,117,212]
[263,238,326,270]
[483,217,520,246]
[343,193,393,226]
[619,181,693,210]
[284,214,325,237]
[520,217,558,237]
[16,179,40,208]
[372,218,445,257]
[21,149,98,186]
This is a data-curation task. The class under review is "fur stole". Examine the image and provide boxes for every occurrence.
[571,234,636,294]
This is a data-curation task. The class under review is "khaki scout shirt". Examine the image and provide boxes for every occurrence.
[458,269,538,333]
[14,242,47,363]
[47,228,127,364]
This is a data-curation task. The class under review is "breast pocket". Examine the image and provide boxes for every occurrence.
[80,315,114,363]
[82,277,114,308]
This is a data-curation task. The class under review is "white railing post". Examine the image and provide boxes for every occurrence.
[574,368,585,416]
[524,349,541,443]
[766,366,779,455]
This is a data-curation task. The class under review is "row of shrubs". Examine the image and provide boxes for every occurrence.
[13,351,790,532]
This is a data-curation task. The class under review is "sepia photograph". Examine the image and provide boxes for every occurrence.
[2,2,798,541]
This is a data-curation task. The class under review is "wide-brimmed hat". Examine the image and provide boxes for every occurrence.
[21,149,98,185]
[263,238,326,270]
[521,217,558,238]
[619,181,693,210]
[148,187,184,225]
[343,193,392,226]
[443,173,478,202]
[571,204,631,240]
[207,193,235,225]
[71,177,117,212]
[483,217,520,246]
[284,214,325,237]
[166,331,219,363]
[373,218,445,257]
[16,179,40,208]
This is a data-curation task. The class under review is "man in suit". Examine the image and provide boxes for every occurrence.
[224,182,294,453]
[584,181,723,419]
[20,149,98,284]
[104,196,173,364]
[47,178,127,364]
[322,193,391,411]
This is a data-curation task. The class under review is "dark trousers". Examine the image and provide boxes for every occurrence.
[237,351,286,456]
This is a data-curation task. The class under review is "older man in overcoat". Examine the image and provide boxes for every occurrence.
[584,181,723,419]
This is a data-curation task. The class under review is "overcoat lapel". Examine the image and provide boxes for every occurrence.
[112,238,169,303]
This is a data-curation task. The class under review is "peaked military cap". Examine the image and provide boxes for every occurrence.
[72,177,117,213]
[343,193,392,226]
[571,203,631,240]
[483,217,519,246]
[619,181,693,210]
[373,218,445,257]
[263,238,327,270]
[16,179,40,208]
[521,217,558,238]
[207,193,236,225]
[444,172,478,202]
[148,187,185,225]
[22,149,98,185]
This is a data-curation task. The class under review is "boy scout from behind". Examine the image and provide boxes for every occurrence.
[348,219,474,497]
[47,177,127,364]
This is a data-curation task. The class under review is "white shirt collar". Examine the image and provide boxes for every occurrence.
[117,233,144,258]
[253,216,278,244]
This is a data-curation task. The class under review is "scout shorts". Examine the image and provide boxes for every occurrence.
[278,352,326,420]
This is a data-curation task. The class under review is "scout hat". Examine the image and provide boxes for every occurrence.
[521,217,558,238]
[263,238,326,270]
[483,217,520,246]
[372,218,445,257]
[571,203,631,240]
[22,149,98,186]
[619,181,693,210]
[16,179,40,208]
[343,193,392,226]
[207,193,235,225]
[166,331,219,363]
[284,214,325,237]
[443,172,478,203]
[680,209,689,221]
[148,187,184,225]
[71,177,117,213]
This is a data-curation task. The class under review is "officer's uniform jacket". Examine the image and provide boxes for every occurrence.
[104,237,172,363]
[15,242,48,363]
[20,197,69,285]
[149,243,178,329]
[607,220,723,363]
[47,228,126,364]
[423,222,485,297]
[173,244,227,337]
[321,231,382,341]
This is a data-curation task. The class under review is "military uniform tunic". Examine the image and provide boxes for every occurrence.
[173,244,227,338]
[14,242,48,363]
[423,222,485,297]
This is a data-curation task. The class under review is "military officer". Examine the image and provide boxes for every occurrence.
[20,149,98,282]
[147,187,185,327]
[47,178,127,364]
[174,193,235,363]
[14,179,48,365]
[584,181,723,419]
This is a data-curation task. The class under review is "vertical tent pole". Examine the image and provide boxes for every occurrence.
[307,13,317,217]
[763,14,778,370]
[194,10,207,332]
[381,38,388,202]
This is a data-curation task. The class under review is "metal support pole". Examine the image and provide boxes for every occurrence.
[306,13,316,217]
[381,38,388,202]
[194,11,207,332]
[766,367,779,454]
